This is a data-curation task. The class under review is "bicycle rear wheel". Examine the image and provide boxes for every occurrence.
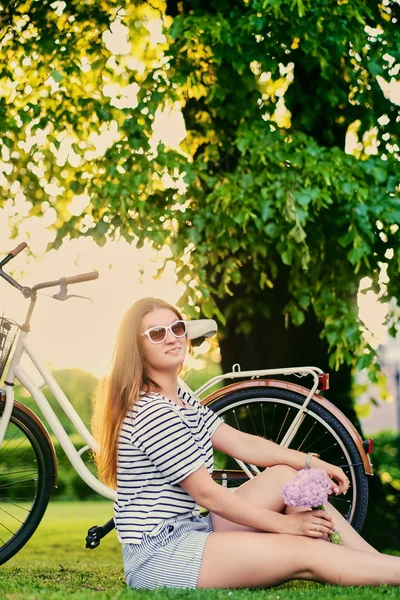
[208,387,369,532]
[0,401,56,564]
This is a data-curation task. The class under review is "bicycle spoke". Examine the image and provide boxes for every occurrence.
[329,496,351,504]
[0,499,35,505]
[247,405,258,436]
[260,403,266,438]
[232,409,241,431]
[0,521,17,536]
[0,499,30,511]
[275,406,291,444]
[0,485,40,494]
[269,403,276,440]
[0,468,38,478]
[0,405,54,563]
[0,450,35,478]
[295,421,318,452]
[0,476,39,490]
[211,388,369,531]
[312,441,340,456]
[0,443,33,476]
[0,421,40,536]
[0,429,20,457]
[0,506,25,525]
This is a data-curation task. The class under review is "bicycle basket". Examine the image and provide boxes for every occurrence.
[0,317,19,379]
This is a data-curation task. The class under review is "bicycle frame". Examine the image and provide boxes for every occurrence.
[0,310,327,500]
[179,365,324,479]
[2,327,116,500]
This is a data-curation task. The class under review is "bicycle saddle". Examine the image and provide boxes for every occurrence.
[187,319,217,346]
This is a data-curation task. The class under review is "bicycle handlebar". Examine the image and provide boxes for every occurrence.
[0,242,99,298]
[32,271,99,291]
[10,242,28,257]
[64,272,99,285]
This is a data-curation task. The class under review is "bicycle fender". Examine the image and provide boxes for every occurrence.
[0,394,59,485]
[201,379,373,476]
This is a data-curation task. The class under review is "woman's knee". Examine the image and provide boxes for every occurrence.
[229,464,299,515]
[265,464,297,484]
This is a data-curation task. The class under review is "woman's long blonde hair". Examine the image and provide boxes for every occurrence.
[92,297,183,489]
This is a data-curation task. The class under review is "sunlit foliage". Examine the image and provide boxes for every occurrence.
[0,0,399,376]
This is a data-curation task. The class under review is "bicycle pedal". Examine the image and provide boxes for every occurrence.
[86,518,115,549]
[86,525,101,549]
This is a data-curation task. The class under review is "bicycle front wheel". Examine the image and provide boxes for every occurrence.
[0,401,56,564]
[208,387,369,532]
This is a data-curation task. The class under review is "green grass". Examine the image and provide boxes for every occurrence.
[1,502,400,599]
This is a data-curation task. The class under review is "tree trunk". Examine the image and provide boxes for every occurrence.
[214,271,360,428]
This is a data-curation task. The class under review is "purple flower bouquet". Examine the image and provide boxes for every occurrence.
[282,468,342,544]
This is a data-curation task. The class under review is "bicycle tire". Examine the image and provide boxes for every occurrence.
[0,401,56,564]
[208,386,369,532]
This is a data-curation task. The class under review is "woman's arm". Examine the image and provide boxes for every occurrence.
[211,423,349,493]
[179,465,334,537]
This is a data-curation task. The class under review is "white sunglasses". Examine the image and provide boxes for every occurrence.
[141,320,187,344]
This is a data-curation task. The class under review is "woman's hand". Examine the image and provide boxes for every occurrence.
[282,510,334,539]
[312,457,350,495]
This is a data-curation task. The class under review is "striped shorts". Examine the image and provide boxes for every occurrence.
[122,512,213,589]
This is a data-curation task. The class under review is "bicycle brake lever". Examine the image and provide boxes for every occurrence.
[52,280,92,302]
[53,293,93,302]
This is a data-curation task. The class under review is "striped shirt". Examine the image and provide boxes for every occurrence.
[114,388,223,544]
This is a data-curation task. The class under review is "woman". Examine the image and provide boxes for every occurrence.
[93,297,400,589]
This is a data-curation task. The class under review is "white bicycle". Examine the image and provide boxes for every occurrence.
[0,243,373,564]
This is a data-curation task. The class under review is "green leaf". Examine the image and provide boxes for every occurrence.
[338,230,355,248]
[291,309,305,326]
[261,201,273,221]
[357,353,373,370]
[51,69,63,82]
[264,223,279,238]
[281,249,292,266]
[2,137,13,148]
[202,299,214,319]
[372,167,387,184]
[213,305,226,326]
[341,182,355,195]
[295,192,312,206]
[230,270,241,285]
[355,403,372,419]
[184,304,200,319]
[236,138,248,153]
[70,180,85,193]
[1,0,397,389]
[91,58,105,71]
[289,224,306,243]
[228,237,240,252]
[347,246,366,265]
[297,294,310,309]
[326,330,338,346]
[368,61,382,77]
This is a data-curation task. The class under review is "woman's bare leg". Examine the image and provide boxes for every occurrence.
[210,465,377,552]
[210,465,294,533]
[323,501,378,553]
[284,500,378,553]
[198,531,400,588]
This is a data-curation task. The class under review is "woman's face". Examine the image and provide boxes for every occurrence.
[140,308,187,374]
